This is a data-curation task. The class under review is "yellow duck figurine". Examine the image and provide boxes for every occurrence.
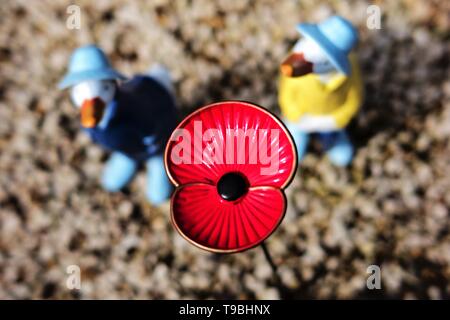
[278,16,363,166]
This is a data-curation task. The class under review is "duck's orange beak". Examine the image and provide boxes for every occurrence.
[280,52,313,77]
[80,97,106,128]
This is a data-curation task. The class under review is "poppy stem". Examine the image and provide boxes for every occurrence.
[260,242,291,298]
[260,242,279,277]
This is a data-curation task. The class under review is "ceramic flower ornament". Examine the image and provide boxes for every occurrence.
[165,101,297,253]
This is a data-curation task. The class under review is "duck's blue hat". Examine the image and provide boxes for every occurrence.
[296,16,358,75]
[58,45,126,89]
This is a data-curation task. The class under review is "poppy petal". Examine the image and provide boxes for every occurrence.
[165,101,297,188]
[171,183,286,252]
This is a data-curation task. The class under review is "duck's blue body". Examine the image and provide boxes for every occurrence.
[85,75,178,161]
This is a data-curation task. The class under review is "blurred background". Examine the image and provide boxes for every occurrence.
[0,0,449,299]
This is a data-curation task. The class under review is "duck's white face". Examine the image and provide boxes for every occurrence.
[70,80,116,128]
[280,37,336,77]
[292,38,335,74]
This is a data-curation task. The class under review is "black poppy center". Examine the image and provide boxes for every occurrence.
[217,172,248,201]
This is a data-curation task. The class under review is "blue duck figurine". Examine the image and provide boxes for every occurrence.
[59,45,178,204]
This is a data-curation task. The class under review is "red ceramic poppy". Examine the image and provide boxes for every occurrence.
[165,101,297,253]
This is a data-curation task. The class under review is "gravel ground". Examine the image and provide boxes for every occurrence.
[0,0,449,299]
